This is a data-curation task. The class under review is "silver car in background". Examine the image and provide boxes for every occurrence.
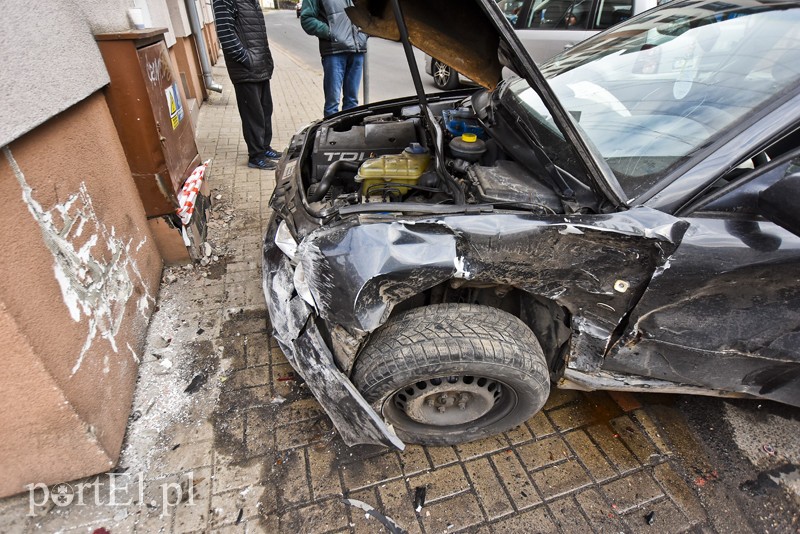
[425,0,660,89]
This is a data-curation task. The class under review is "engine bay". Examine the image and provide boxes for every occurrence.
[298,94,589,218]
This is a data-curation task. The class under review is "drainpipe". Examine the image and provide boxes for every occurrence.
[185,0,223,93]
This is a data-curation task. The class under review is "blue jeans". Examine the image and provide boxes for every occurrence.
[321,53,364,117]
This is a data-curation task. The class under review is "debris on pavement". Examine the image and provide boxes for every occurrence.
[184,373,207,394]
[413,486,426,512]
[645,510,656,525]
[343,498,405,534]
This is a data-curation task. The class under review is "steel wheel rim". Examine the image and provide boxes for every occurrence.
[383,374,517,432]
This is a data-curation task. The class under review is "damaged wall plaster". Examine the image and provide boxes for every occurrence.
[3,146,153,376]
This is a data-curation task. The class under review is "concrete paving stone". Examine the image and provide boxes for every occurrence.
[586,423,641,474]
[564,430,616,482]
[210,523,247,534]
[211,485,275,527]
[222,336,247,370]
[454,434,509,461]
[229,366,270,390]
[273,398,325,427]
[270,345,288,365]
[575,488,625,533]
[610,415,660,464]
[272,362,299,398]
[213,458,266,495]
[341,452,403,491]
[419,492,484,533]
[530,458,592,501]
[407,464,471,504]
[426,446,460,468]
[158,440,214,475]
[275,449,311,507]
[484,505,558,533]
[244,410,276,457]
[506,423,534,445]
[548,495,593,532]
[542,388,583,411]
[652,463,706,524]
[608,391,643,413]
[623,497,690,534]
[245,333,271,367]
[227,261,261,273]
[275,419,329,451]
[602,470,664,514]
[225,283,266,308]
[633,409,673,456]
[548,402,598,432]
[464,457,515,520]
[238,385,273,409]
[278,498,349,534]
[246,515,280,534]
[308,447,343,500]
[517,434,571,472]
[173,467,212,533]
[526,411,556,439]
[397,445,432,476]
[168,419,215,447]
[491,450,541,510]
[374,479,422,534]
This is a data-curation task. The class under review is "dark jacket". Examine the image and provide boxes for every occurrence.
[300,0,367,56]
[213,0,274,83]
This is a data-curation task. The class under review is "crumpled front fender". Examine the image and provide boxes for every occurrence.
[262,217,405,449]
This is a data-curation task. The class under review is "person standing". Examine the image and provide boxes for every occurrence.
[213,0,282,170]
[300,0,368,117]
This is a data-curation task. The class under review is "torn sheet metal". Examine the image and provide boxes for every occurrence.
[295,208,684,370]
[263,229,405,449]
[605,218,800,406]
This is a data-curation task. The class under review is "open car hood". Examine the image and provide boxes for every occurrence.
[347,0,628,207]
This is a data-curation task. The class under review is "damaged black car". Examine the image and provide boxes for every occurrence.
[263,0,800,450]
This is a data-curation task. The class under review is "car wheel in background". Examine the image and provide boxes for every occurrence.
[432,59,461,90]
[352,303,550,445]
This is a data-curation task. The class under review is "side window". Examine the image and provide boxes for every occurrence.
[591,0,633,30]
[520,0,592,30]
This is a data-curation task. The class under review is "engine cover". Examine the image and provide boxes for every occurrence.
[311,122,418,182]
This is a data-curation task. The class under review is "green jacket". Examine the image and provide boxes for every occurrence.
[300,0,367,56]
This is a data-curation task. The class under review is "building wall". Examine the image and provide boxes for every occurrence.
[0,93,162,498]
[0,3,109,148]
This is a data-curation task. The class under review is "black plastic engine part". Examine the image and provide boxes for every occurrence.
[468,160,561,211]
[312,122,418,182]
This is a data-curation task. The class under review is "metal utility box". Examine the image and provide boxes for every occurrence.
[96,28,200,217]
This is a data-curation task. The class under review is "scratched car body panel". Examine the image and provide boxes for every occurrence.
[263,0,800,448]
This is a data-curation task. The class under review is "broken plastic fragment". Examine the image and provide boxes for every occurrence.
[645,510,656,525]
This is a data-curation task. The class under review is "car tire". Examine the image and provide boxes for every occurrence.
[431,59,461,90]
[352,303,550,445]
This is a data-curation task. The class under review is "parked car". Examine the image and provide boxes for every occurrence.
[296,1,302,18]
[264,0,800,449]
[425,0,660,89]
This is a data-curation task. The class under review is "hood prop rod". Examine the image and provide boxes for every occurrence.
[388,0,465,204]
[389,0,427,110]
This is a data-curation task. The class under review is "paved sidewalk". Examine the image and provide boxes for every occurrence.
[0,39,795,534]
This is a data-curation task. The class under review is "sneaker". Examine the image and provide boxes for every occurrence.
[248,157,276,170]
[264,147,282,160]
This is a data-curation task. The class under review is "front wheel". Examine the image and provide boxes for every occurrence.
[352,304,550,446]
[431,59,461,90]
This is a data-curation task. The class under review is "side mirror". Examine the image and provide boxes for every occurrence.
[758,173,800,236]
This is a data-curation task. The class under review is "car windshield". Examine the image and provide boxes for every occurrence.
[504,0,800,201]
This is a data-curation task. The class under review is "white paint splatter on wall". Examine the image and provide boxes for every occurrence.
[3,147,154,376]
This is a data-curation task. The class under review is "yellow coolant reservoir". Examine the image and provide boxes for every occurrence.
[356,143,431,198]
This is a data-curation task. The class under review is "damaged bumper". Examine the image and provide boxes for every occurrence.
[262,215,405,450]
